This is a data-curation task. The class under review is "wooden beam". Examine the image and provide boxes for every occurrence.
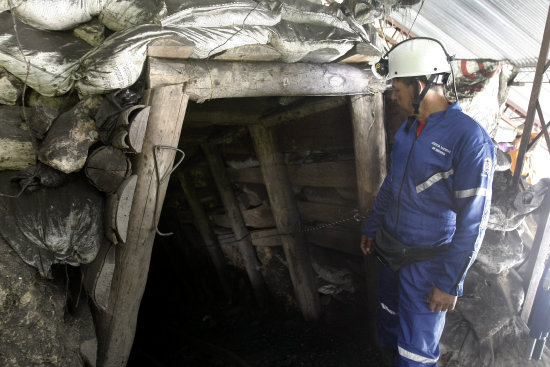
[213,204,275,229]
[218,228,282,248]
[148,59,387,101]
[212,44,282,62]
[521,192,550,323]
[260,97,347,127]
[177,171,232,297]
[184,98,277,127]
[202,143,268,308]
[350,92,387,346]
[297,201,357,224]
[350,93,386,211]
[249,123,321,321]
[146,38,195,59]
[95,84,189,367]
[227,160,357,188]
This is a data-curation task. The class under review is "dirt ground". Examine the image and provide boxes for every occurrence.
[128,236,384,367]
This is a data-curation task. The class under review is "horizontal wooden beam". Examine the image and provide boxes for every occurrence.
[227,160,357,188]
[148,59,387,101]
[213,44,282,62]
[297,201,357,224]
[183,98,278,127]
[146,39,194,59]
[218,228,361,256]
[260,97,347,127]
[218,228,281,247]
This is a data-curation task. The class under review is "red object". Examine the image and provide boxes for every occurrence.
[417,121,427,137]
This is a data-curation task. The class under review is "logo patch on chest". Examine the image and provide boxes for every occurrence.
[431,141,451,157]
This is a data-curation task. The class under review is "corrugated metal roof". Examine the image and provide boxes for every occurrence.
[390,0,549,67]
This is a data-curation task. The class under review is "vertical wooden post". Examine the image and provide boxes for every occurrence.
[521,192,550,323]
[95,84,189,367]
[249,124,321,321]
[202,143,268,308]
[350,92,386,345]
[177,170,232,298]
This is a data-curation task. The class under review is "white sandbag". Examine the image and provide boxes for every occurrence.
[99,0,167,31]
[10,0,106,31]
[271,20,358,63]
[74,24,180,95]
[184,25,271,59]
[279,0,355,33]
[74,24,271,95]
[162,0,282,28]
[0,0,23,12]
[0,12,92,96]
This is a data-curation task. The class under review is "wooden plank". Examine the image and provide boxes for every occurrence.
[213,44,282,62]
[218,228,282,248]
[183,98,276,127]
[146,38,195,59]
[350,93,386,212]
[350,92,386,345]
[95,84,189,367]
[276,104,353,152]
[521,192,550,323]
[260,97,347,127]
[227,160,357,188]
[297,201,357,224]
[213,204,275,229]
[115,174,137,244]
[249,123,321,321]
[202,143,268,308]
[177,171,232,298]
[148,59,387,101]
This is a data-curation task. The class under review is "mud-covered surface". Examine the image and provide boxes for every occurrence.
[128,233,384,367]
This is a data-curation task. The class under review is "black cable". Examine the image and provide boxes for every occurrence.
[407,0,426,38]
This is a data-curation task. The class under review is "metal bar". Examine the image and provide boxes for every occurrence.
[531,102,550,154]
[521,192,550,323]
[513,4,550,187]
[526,120,550,152]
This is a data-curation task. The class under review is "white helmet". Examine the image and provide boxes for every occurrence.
[387,38,451,80]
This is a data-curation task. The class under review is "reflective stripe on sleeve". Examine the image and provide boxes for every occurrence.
[454,187,488,199]
[398,346,439,364]
[380,302,398,315]
[416,168,454,194]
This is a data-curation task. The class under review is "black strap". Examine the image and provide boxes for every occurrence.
[412,74,438,115]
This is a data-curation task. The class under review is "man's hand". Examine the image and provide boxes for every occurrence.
[427,286,457,312]
[360,235,374,255]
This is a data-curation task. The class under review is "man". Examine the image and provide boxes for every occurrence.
[361,38,495,366]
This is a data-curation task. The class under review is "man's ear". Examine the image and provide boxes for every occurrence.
[417,79,427,92]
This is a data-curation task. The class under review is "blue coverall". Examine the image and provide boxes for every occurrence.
[362,103,496,366]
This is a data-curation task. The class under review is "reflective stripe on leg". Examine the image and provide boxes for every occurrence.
[398,346,439,364]
[381,302,398,315]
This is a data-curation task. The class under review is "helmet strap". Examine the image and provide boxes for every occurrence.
[406,74,439,133]
[412,74,438,115]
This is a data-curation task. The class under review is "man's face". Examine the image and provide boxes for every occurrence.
[391,79,415,116]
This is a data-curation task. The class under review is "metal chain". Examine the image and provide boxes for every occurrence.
[300,209,368,233]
